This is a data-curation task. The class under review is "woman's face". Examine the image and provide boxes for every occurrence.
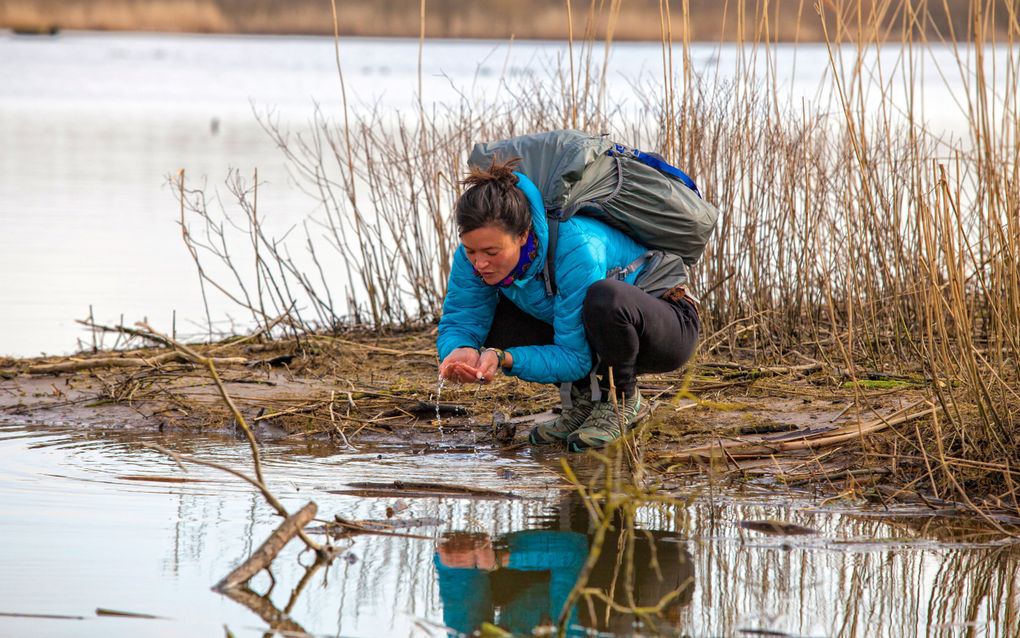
[460,225,528,285]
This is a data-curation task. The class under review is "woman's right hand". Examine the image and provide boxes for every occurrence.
[439,347,482,383]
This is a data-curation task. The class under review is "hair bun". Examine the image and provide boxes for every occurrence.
[462,156,521,188]
[454,154,530,236]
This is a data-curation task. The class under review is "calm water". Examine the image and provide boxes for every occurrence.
[0,421,1017,637]
[0,30,995,357]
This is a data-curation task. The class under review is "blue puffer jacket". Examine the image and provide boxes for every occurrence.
[437,172,648,384]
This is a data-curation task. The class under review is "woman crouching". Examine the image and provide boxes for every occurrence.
[437,157,700,451]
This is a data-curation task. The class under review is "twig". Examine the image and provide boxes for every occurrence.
[215,502,318,591]
[24,351,247,375]
[308,335,434,357]
[328,390,358,450]
[137,322,267,485]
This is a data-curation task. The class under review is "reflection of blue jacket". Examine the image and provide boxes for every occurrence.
[434,530,588,635]
[437,173,647,384]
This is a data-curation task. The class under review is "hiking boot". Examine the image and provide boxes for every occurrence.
[529,387,596,445]
[566,389,643,452]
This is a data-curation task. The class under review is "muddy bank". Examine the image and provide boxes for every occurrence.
[5,326,1013,527]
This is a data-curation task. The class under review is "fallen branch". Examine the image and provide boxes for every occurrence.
[328,481,517,499]
[787,467,892,487]
[94,608,163,619]
[325,516,437,540]
[738,519,819,535]
[699,361,824,378]
[76,319,174,347]
[661,402,936,464]
[219,587,311,637]
[23,351,247,375]
[378,401,467,418]
[215,502,318,591]
[309,334,434,357]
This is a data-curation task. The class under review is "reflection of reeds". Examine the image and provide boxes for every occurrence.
[174,0,1018,510]
[559,440,694,636]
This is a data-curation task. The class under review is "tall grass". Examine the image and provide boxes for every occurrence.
[175,0,1018,499]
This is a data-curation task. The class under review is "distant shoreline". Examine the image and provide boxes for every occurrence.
[0,0,1000,44]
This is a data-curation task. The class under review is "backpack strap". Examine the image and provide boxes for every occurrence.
[544,209,562,297]
[608,143,702,198]
[606,250,656,281]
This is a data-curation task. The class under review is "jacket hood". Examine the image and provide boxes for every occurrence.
[511,171,548,288]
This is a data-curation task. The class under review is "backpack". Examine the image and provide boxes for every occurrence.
[468,130,721,296]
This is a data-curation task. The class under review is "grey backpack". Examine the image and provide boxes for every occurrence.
[469,130,721,296]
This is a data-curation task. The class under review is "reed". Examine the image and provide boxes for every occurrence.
[176,0,1018,505]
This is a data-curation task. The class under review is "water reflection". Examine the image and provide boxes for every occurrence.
[434,493,694,635]
[1,423,1019,637]
[220,553,329,638]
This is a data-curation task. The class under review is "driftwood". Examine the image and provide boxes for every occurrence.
[378,401,467,418]
[220,587,311,637]
[738,519,819,536]
[116,474,208,484]
[325,516,440,540]
[309,334,435,357]
[700,360,824,377]
[661,401,937,464]
[23,351,247,375]
[328,481,516,500]
[0,612,85,620]
[94,608,162,619]
[214,501,317,591]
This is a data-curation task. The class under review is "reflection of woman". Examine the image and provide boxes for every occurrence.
[437,158,700,451]
[435,530,586,634]
[434,493,694,635]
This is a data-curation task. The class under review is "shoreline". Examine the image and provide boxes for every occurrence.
[1,0,1003,44]
[3,326,1017,532]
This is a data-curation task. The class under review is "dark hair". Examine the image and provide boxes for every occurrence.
[454,156,531,236]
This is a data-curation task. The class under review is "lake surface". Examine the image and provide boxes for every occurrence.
[0,30,998,357]
[1,421,1017,637]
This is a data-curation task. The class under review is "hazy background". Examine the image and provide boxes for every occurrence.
[0,0,1006,41]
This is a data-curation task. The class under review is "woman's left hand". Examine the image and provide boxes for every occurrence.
[474,349,501,384]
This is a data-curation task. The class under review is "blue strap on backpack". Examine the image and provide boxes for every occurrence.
[607,144,702,198]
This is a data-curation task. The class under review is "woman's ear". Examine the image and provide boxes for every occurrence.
[516,232,528,246]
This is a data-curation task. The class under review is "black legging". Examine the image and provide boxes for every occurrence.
[485,279,700,398]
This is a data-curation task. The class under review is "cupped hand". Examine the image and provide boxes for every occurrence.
[439,347,481,383]
[441,361,482,383]
[438,533,496,570]
[474,349,501,384]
